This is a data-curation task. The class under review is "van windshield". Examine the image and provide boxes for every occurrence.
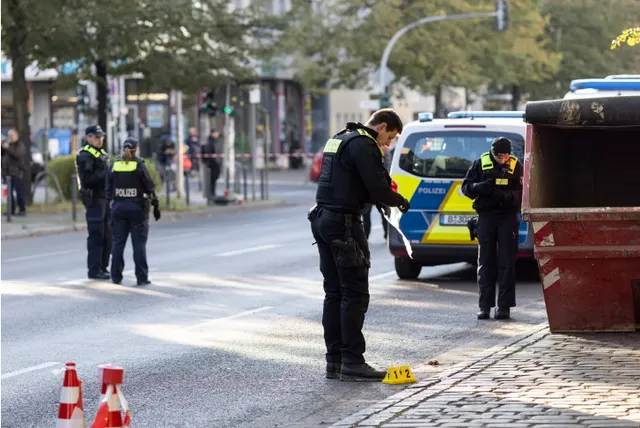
[398,130,525,179]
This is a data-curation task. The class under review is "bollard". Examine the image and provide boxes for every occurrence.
[165,166,171,208]
[185,172,190,206]
[243,164,248,202]
[71,174,78,222]
[5,176,12,222]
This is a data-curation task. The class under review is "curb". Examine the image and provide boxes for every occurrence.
[1,199,294,240]
[332,322,550,427]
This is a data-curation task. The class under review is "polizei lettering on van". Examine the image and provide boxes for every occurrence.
[115,188,137,197]
[417,187,447,195]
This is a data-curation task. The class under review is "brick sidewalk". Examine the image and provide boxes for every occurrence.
[333,325,640,428]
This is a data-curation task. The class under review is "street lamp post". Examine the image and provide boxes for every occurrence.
[379,4,508,110]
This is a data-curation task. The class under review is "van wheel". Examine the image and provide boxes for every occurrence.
[394,257,422,280]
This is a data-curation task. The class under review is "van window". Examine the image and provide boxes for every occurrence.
[398,131,525,179]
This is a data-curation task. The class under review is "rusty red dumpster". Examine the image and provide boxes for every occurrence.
[522,95,640,332]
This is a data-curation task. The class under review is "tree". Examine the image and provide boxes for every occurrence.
[611,27,640,49]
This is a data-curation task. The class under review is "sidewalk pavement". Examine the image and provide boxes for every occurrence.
[333,324,640,428]
[1,199,290,240]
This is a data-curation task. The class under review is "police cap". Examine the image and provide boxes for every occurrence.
[123,138,139,150]
[85,124,106,137]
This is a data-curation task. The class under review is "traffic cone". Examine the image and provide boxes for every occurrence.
[56,362,86,428]
[91,365,130,428]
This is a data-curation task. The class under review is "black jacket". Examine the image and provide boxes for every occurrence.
[76,144,110,198]
[461,152,523,214]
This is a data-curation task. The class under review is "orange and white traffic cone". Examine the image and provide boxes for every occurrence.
[91,365,130,428]
[56,362,86,428]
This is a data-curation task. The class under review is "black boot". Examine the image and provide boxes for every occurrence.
[477,307,491,320]
[326,362,341,379]
[340,363,386,382]
[89,272,110,280]
[137,279,151,286]
[495,307,510,320]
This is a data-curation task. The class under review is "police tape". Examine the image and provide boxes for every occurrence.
[192,153,318,159]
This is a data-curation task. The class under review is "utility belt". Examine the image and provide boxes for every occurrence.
[315,203,363,217]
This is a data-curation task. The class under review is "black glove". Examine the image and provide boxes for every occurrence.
[376,203,390,218]
[398,196,410,214]
[151,198,161,221]
[472,179,494,196]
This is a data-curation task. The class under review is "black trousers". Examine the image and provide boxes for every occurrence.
[110,201,149,283]
[85,198,111,277]
[477,212,519,309]
[8,175,26,214]
[310,207,371,365]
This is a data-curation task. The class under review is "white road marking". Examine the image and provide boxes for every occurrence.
[186,306,273,331]
[370,270,397,281]
[2,249,79,262]
[217,244,283,257]
[152,232,200,242]
[1,362,61,380]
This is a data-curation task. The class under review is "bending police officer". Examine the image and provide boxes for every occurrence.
[106,138,161,286]
[308,109,410,382]
[76,125,111,280]
[461,137,523,320]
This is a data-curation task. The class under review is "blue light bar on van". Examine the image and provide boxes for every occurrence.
[418,112,434,122]
[569,78,640,91]
[447,111,524,119]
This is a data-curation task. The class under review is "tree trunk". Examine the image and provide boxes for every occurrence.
[434,85,443,118]
[7,0,33,204]
[95,60,108,151]
[511,84,521,111]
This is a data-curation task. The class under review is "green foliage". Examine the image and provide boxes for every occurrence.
[142,159,162,191]
[46,155,77,200]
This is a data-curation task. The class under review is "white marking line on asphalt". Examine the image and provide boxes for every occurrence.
[186,306,273,331]
[3,249,78,262]
[1,362,61,380]
[217,244,283,257]
[370,270,397,282]
[152,232,200,242]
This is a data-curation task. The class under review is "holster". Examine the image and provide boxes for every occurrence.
[307,204,319,222]
[467,216,479,241]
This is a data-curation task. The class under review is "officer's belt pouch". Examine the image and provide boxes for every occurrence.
[332,237,370,268]
[307,204,319,222]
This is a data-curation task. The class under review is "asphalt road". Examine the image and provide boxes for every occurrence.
[1,183,547,428]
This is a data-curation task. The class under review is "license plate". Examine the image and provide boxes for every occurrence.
[440,214,475,226]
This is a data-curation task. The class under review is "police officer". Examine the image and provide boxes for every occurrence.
[76,125,111,280]
[106,138,161,286]
[308,108,410,382]
[461,137,523,320]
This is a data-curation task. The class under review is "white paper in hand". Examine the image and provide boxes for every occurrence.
[383,207,413,259]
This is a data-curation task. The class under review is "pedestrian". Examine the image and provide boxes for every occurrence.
[75,125,112,280]
[185,128,200,174]
[106,138,161,286]
[202,129,221,200]
[1,128,28,216]
[308,108,410,382]
[461,137,524,320]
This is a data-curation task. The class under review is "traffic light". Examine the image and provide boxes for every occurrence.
[379,92,391,109]
[201,90,218,116]
[223,106,233,115]
[76,84,89,113]
[495,0,508,32]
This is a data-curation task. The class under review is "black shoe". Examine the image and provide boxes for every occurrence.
[112,278,122,285]
[137,279,151,286]
[16,211,26,217]
[477,308,491,320]
[340,363,386,382]
[326,362,341,379]
[495,307,511,320]
[89,272,110,280]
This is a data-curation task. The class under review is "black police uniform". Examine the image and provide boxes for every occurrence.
[75,125,111,279]
[308,122,409,381]
[461,137,523,320]
[106,139,160,285]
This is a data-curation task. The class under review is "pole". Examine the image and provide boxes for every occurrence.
[118,76,126,151]
[176,90,184,199]
[264,111,270,200]
[71,174,77,222]
[248,92,257,202]
[378,11,498,108]
[185,172,190,206]
[5,176,12,222]
[165,166,171,208]
[44,119,50,204]
[223,83,231,197]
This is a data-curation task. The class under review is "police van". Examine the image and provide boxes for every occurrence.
[563,76,640,99]
[387,111,534,279]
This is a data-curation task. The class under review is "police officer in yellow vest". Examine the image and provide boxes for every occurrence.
[76,125,111,280]
[308,109,410,382]
[462,137,524,320]
[106,138,161,286]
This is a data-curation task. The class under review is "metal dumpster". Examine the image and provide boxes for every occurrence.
[522,95,640,332]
